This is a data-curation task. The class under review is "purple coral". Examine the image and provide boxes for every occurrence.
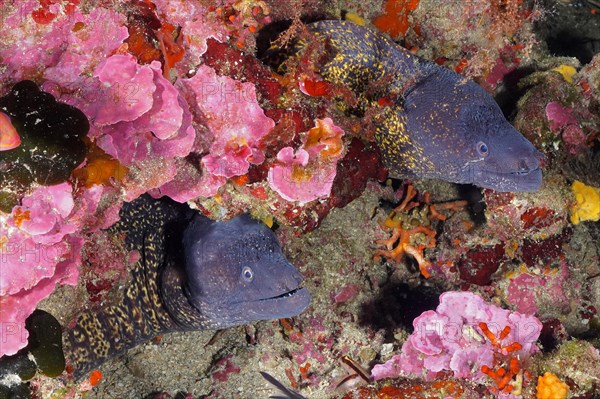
[372,291,542,386]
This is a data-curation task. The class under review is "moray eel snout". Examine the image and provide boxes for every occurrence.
[182,213,311,329]
[403,68,544,192]
[462,123,544,192]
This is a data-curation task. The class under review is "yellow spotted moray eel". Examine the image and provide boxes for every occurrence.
[306,20,543,192]
[64,196,310,379]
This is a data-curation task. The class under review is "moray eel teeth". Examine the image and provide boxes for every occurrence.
[306,20,544,192]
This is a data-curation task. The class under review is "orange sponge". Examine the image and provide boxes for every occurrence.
[536,372,569,399]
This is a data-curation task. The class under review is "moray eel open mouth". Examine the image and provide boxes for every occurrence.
[232,285,310,305]
[264,286,307,301]
[465,148,544,192]
[475,167,542,192]
[182,213,312,328]
[274,287,306,300]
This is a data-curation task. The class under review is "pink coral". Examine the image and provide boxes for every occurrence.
[545,102,586,155]
[506,262,572,316]
[42,8,129,85]
[183,64,274,176]
[0,183,89,357]
[268,118,345,204]
[89,54,195,166]
[372,291,542,386]
[167,64,275,199]
[0,2,126,84]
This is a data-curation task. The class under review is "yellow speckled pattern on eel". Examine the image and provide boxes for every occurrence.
[307,20,545,192]
[64,196,310,379]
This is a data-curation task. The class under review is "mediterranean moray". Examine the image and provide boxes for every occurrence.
[29,18,542,385]
[65,196,310,379]
[305,20,544,192]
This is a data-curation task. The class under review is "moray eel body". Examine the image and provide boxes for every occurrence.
[65,196,310,379]
[306,20,543,192]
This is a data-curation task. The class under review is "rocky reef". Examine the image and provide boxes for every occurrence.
[0,0,599,398]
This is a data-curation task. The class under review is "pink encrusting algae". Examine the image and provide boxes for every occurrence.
[1,184,84,356]
[268,118,345,204]
[372,291,542,397]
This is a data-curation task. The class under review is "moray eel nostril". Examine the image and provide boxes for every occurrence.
[519,159,533,174]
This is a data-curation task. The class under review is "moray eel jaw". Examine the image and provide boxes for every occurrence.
[403,68,544,192]
[182,214,311,329]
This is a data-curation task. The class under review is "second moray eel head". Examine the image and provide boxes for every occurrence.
[399,67,544,192]
[180,213,311,329]
[304,20,544,192]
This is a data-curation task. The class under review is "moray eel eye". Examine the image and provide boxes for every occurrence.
[477,141,489,157]
[241,266,254,283]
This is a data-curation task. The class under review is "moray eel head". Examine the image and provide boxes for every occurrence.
[401,68,544,192]
[182,214,310,329]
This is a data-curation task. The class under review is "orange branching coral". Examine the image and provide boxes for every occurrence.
[479,322,532,395]
[374,184,466,278]
[375,222,436,278]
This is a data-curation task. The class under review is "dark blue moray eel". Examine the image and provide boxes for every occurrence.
[64,196,310,379]
[307,20,544,192]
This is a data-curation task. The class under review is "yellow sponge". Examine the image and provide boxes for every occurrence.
[552,65,577,83]
[570,180,600,224]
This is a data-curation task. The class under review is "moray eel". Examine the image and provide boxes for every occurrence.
[305,20,543,192]
[65,196,310,379]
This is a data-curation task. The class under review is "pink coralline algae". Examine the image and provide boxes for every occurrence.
[0,2,127,84]
[172,64,275,197]
[0,183,90,357]
[268,118,345,204]
[372,291,542,391]
[90,55,195,165]
[42,8,129,85]
[505,262,573,316]
[545,101,587,155]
